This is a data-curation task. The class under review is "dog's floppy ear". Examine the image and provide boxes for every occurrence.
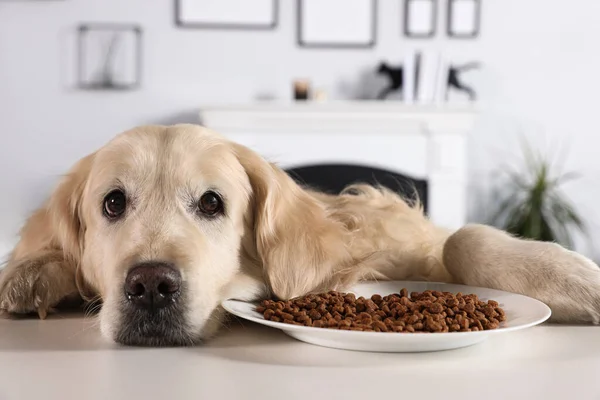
[46,153,96,261]
[232,143,350,300]
[10,153,95,281]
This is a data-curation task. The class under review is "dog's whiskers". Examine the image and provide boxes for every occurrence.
[82,296,103,319]
[67,315,101,340]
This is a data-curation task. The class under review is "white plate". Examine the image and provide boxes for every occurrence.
[222,281,552,352]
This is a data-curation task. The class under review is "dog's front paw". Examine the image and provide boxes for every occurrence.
[0,258,78,319]
[545,247,600,324]
[444,224,600,325]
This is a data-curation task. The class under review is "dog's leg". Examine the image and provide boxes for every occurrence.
[0,154,95,319]
[443,224,600,324]
[0,251,80,319]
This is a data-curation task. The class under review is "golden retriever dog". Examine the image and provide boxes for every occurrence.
[1,124,599,346]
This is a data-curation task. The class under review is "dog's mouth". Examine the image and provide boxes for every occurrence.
[111,262,200,346]
[114,304,198,347]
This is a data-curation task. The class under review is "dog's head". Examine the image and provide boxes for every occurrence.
[34,124,348,346]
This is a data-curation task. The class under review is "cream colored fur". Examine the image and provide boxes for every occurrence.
[1,124,599,345]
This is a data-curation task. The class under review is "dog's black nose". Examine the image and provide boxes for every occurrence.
[124,262,181,309]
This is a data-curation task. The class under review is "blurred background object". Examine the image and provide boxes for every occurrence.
[293,79,311,100]
[77,23,142,91]
[0,0,598,262]
[489,140,586,250]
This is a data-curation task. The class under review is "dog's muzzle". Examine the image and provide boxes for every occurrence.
[114,261,195,347]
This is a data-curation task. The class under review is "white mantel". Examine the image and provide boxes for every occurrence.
[199,102,476,230]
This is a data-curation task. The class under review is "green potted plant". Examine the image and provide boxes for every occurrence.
[489,142,585,250]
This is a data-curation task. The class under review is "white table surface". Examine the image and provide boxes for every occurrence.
[0,313,599,400]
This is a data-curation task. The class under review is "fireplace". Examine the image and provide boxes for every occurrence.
[285,163,428,213]
[198,102,474,230]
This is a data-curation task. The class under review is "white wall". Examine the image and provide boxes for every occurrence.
[1,0,600,258]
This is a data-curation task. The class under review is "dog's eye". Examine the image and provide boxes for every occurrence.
[198,191,223,216]
[103,190,127,220]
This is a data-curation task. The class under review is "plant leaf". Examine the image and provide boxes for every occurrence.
[504,170,530,189]
[549,171,581,188]
[489,194,523,225]
[549,193,586,233]
[487,137,585,248]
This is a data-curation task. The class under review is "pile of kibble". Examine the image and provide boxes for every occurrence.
[255,288,506,332]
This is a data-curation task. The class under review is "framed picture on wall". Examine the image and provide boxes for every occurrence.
[175,0,278,29]
[403,0,438,38]
[297,0,377,48]
[447,0,481,38]
[77,23,143,91]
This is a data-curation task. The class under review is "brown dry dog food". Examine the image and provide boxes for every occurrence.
[255,288,506,332]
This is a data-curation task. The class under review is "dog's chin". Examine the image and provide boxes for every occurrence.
[114,307,198,347]
[104,303,226,347]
